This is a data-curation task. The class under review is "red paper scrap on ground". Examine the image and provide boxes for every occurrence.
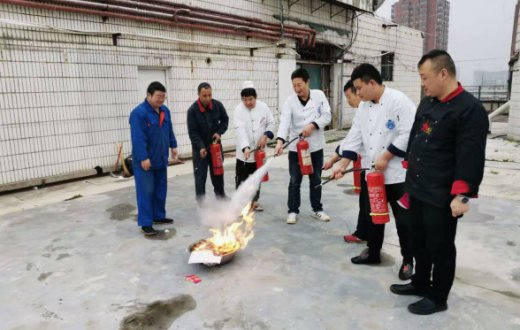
[185,274,202,284]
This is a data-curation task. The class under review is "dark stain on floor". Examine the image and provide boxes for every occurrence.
[120,294,196,330]
[38,272,53,281]
[56,253,71,261]
[107,203,136,221]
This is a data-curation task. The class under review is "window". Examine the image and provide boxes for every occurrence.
[381,52,394,81]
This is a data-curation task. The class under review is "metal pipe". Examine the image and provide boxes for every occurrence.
[44,0,283,38]
[0,0,281,43]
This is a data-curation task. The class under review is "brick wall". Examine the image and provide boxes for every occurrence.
[0,1,422,188]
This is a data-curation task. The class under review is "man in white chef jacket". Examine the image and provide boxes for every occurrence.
[234,81,276,211]
[274,68,332,225]
[332,63,416,280]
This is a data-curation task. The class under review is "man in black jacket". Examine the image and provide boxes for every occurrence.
[390,50,489,315]
[187,82,229,203]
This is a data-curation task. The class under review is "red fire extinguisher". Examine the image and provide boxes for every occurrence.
[210,140,224,176]
[255,149,269,182]
[353,154,362,194]
[367,171,389,224]
[296,137,313,175]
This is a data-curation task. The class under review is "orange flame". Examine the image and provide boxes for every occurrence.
[193,203,255,255]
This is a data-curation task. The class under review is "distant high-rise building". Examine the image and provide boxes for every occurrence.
[392,0,450,53]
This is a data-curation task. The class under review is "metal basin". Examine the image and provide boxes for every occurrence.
[188,239,237,266]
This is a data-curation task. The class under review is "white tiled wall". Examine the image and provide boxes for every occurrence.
[0,1,422,187]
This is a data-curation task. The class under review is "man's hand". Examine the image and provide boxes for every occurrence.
[274,139,284,156]
[374,151,394,171]
[171,148,178,159]
[331,158,351,180]
[200,148,207,159]
[141,159,151,171]
[244,147,251,160]
[450,196,470,218]
[212,133,221,142]
[323,154,340,171]
[301,123,316,138]
[258,135,269,149]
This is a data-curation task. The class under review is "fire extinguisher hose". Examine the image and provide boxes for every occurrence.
[315,167,370,188]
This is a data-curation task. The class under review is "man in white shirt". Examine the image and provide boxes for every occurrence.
[275,68,332,224]
[324,80,370,243]
[332,63,416,280]
[234,81,276,211]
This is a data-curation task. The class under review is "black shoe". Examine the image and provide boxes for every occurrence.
[351,249,381,265]
[399,263,414,280]
[390,283,427,296]
[141,226,158,236]
[408,298,448,315]
[153,218,174,224]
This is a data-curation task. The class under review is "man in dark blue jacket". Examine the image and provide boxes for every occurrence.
[187,82,229,204]
[129,82,178,236]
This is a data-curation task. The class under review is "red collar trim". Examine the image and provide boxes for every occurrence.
[197,99,213,112]
[440,83,464,103]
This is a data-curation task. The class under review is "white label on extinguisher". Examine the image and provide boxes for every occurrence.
[368,186,387,213]
[301,149,312,166]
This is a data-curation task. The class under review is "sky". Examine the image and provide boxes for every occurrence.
[375,0,518,85]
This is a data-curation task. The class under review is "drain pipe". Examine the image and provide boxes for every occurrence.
[488,101,510,133]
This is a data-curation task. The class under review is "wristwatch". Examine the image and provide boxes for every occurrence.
[457,195,469,204]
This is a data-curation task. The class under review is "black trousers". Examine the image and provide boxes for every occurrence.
[353,170,370,240]
[192,148,226,202]
[410,196,458,303]
[288,150,323,214]
[362,178,414,264]
[235,159,260,202]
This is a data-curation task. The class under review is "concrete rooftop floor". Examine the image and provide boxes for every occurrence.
[0,126,519,330]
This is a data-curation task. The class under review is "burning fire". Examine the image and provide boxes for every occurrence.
[193,203,255,256]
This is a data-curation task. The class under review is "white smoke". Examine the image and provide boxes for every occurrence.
[198,158,274,228]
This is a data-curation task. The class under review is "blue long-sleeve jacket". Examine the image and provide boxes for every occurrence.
[129,99,177,170]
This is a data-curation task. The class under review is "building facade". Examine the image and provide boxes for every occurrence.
[509,0,520,140]
[391,0,449,52]
[0,0,422,191]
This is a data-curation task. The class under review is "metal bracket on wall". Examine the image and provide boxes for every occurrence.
[288,0,301,10]
[330,5,346,19]
[112,33,121,46]
[310,0,327,14]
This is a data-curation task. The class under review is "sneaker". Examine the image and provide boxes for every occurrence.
[141,226,158,236]
[343,234,364,243]
[397,192,410,209]
[311,211,331,222]
[399,263,414,280]
[153,218,174,224]
[253,202,264,212]
[286,213,298,224]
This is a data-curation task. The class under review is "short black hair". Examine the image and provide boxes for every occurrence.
[291,68,310,82]
[147,81,166,95]
[418,49,456,77]
[344,80,356,94]
[350,63,383,85]
[241,88,257,98]
[198,82,212,93]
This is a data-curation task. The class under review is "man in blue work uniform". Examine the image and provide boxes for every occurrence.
[129,82,178,236]
[187,82,229,204]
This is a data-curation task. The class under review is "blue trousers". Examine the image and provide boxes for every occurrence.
[133,165,167,227]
